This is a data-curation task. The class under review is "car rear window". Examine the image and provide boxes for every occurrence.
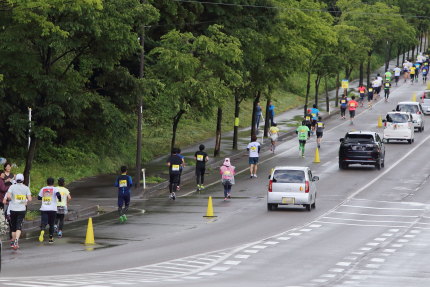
[273,170,305,183]
[397,104,418,113]
[423,92,430,99]
[386,113,409,123]
[345,134,374,143]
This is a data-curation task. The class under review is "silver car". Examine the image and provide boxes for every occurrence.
[395,101,425,132]
[421,90,430,115]
[267,166,319,211]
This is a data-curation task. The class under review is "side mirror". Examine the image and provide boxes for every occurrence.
[339,138,344,143]
[312,176,319,181]
[268,175,271,179]
[392,109,396,112]
[382,119,386,123]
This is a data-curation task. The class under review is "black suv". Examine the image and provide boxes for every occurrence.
[339,131,385,170]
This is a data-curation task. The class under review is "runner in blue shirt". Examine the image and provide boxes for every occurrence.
[310,104,319,135]
[114,166,132,223]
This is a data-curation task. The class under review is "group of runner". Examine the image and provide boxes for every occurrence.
[402,54,430,84]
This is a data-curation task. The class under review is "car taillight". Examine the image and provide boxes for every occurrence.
[384,121,387,127]
[268,180,273,192]
[418,111,422,115]
[305,181,309,193]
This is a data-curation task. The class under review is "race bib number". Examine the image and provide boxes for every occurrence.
[197,155,204,161]
[15,194,26,201]
[250,146,257,151]
[311,113,316,117]
[119,180,127,187]
[223,170,231,175]
[305,116,310,121]
[350,103,356,107]
[369,88,373,92]
[43,196,52,205]
[172,164,180,171]
[341,100,346,104]
[385,83,390,87]
[317,123,323,128]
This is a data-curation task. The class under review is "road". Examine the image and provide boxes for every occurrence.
[1,80,430,287]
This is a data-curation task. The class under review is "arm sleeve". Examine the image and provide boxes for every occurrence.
[114,177,119,187]
[258,146,261,153]
[38,195,42,200]
[128,176,133,187]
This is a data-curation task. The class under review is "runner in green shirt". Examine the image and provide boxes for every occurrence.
[296,121,310,158]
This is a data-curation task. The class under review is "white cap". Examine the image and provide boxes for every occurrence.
[16,174,24,182]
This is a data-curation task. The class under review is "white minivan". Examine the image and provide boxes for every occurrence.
[267,166,319,211]
[383,112,414,144]
[395,101,425,132]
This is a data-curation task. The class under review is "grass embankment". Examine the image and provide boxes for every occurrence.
[22,56,385,192]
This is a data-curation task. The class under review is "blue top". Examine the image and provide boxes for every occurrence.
[115,174,133,193]
[268,104,275,116]
[310,108,319,120]
[256,105,262,116]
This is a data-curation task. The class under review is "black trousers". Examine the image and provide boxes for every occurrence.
[196,167,205,185]
[41,211,57,237]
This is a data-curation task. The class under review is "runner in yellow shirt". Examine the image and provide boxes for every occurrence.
[269,123,280,153]
[55,178,71,238]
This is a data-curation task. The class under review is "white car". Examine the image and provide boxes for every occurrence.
[267,166,318,211]
[395,101,425,132]
[421,90,430,115]
[383,112,414,144]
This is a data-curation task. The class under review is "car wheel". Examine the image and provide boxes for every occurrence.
[267,204,273,211]
[386,139,390,143]
[412,138,415,143]
[376,160,382,170]
[408,139,412,144]
[305,204,311,211]
[422,125,425,132]
[339,161,347,169]
[311,201,316,209]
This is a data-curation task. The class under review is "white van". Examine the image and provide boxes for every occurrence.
[395,101,425,132]
[383,112,414,144]
[267,166,318,211]
[421,90,430,115]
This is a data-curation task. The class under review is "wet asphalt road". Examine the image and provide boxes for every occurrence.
[1,80,430,287]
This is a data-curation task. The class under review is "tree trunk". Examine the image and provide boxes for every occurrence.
[412,45,415,61]
[232,96,240,150]
[335,72,340,107]
[407,47,410,60]
[359,61,364,86]
[402,47,405,66]
[214,107,222,157]
[366,51,372,87]
[171,109,185,149]
[420,32,423,52]
[314,76,321,108]
[250,91,260,139]
[304,71,311,116]
[264,97,271,137]
[396,46,400,67]
[24,135,37,187]
[325,76,329,113]
[385,41,390,71]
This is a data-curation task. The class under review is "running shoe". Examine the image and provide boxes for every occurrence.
[48,238,54,244]
[200,185,205,190]
[119,215,124,223]
[227,193,231,199]
[13,239,19,250]
[122,214,127,222]
[254,174,257,178]
[224,197,227,201]
[58,231,63,238]
[171,192,176,200]
[54,225,58,234]
[10,240,14,248]
[39,230,45,242]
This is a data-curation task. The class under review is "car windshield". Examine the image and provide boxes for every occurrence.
[386,113,409,123]
[344,134,374,143]
[397,104,418,113]
[273,170,305,183]
[423,92,430,99]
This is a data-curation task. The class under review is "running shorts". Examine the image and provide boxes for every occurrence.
[349,110,356,117]
[249,157,259,165]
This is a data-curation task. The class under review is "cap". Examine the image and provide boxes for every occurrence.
[16,174,24,182]
[223,158,231,167]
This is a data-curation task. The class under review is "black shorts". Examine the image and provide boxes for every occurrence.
[169,173,180,184]
[368,94,374,101]
[375,87,381,94]
[299,140,307,145]
[349,110,356,117]
[10,210,26,232]
[395,75,400,81]
[316,132,323,138]
[311,119,317,127]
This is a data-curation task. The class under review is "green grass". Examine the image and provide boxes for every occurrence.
[25,210,40,221]
[142,176,165,184]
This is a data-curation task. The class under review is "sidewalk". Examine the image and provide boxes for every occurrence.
[18,57,399,233]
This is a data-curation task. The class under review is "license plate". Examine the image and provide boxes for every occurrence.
[282,197,295,204]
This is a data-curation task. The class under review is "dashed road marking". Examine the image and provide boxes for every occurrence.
[336,262,351,267]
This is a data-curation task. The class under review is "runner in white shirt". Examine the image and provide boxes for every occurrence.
[247,135,261,178]
[38,177,61,244]
[393,66,402,86]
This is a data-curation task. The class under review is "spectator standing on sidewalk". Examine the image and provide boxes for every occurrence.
[55,177,71,237]
[194,144,208,191]
[3,162,15,188]
[247,135,261,178]
[268,101,275,125]
[255,102,263,134]
[0,171,9,210]
[220,158,235,201]
[3,174,31,250]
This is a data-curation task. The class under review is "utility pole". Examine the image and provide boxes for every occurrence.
[135,0,145,192]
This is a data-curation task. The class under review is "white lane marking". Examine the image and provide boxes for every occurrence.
[322,217,415,224]
[398,239,409,243]
[341,205,425,211]
[300,229,312,232]
[309,224,322,228]
[329,268,345,273]
[336,262,351,267]
[322,161,332,167]
[244,249,259,254]
[289,233,302,236]
[315,220,408,228]
[411,230,421,233]
[312,279,328,283]
[332,211,419,218]
[197,272,216,276]
[182,276,201,280]
[366,242,380,246]
[383,249,396,253]
[365,264,380,269]
[264,241,279,245]
[224,260,241,265]
[234,254,250,259]
[382,233,393,236]
[391,244,403,248]
[404,234,416,238]
[252,245,267,249]
[360,247,372,251]
[351,252,364,255]
[321,274,336,278]
[344,256,358,260]
[277,237,291,241]
[374,238,387,242]
[389,229,400,232]
[370,258,385,263]
[211,266,230,271]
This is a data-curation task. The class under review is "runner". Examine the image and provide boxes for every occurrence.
[296,121,310,158]
[194,144,208,191]
[310,104,319,135]
[167,148,183,200]
[269,123,280,153]
[55,178,71,236]
[367,87,374,109]
[383,81,391,102]
[358,84,366,107]
[114,166,132,222]
[403,60,410,83]
[347,95,358,125]
[384,70,392,82]
[410,65,416,84]
[247,135,261,178]
[316,116,324,149]
[3,174,31,250]
[393,66,401,86]
[220,158,235,201]
[339,95,348,119]
[304,109,313,132]
[176,148,185,191]
[376,74,383,99]
[38,178,61,244]
[422,65,428,83]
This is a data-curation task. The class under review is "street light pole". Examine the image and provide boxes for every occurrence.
[28,107,31,188]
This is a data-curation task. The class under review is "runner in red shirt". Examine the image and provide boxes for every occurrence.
[347,95,358,125]
[358,85,366,107]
